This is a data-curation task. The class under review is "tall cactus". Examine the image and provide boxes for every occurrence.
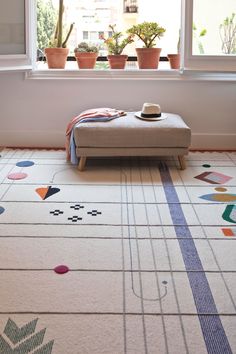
[53,0,74,48]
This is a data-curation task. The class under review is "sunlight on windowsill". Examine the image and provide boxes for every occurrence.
[35,60,171,71]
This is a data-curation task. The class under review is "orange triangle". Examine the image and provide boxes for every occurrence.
[36,187,49,200]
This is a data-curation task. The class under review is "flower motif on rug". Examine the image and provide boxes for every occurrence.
[0,318,54,353]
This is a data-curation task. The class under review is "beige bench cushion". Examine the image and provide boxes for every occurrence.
[73,112,191,148]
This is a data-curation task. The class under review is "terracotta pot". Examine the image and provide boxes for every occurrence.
[167,54,180,69]
[107,55,128,69]
[136,48,162,69]
[75,52,98,69]
[44,48,69,69]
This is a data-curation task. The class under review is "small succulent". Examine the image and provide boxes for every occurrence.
[74,42,99,53]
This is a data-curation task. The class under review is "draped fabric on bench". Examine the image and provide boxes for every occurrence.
[65,108,126,164]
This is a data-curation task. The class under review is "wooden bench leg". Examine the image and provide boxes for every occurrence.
[178,155,186,170]
[78,156,87,171]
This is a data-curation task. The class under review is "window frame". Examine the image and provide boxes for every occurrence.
[183,0,236,72]
[0,0,34,71]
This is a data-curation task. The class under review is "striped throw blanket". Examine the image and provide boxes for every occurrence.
[65,108,126,164]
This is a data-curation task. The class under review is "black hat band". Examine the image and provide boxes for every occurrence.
[141,113,161,118]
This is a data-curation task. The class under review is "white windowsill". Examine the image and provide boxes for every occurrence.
[25,68,236,81]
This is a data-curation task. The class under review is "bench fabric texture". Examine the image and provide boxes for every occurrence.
[73,112,191,169]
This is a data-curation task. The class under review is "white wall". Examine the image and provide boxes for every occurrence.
[0,72,235,149]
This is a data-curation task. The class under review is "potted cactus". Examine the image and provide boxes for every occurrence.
[44,0,74,69]
[127,22,165,69]
[74,42,99,69]
[167,31,181,69]
[100,25,134,69]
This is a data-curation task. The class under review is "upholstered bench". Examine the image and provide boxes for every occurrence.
[73,112,191,171]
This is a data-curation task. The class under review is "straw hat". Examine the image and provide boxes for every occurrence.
[135,103,167,120]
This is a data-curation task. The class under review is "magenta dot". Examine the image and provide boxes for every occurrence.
[54,265,69,274]
[7,172,28,180]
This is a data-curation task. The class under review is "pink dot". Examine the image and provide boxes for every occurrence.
[54,265,69,274]
[7,172,28,180]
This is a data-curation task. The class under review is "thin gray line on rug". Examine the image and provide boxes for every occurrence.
[122,158,149,354]
[138,157,173,353]
[0,311,235,316]
[1,268,236,273]
[1,236,234,242]
[1,200,235,206]
[120,157,127,354]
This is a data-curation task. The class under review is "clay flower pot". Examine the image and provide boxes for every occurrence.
[75,52,98,69]
[44,48,69,69]
[107,55,128,69]
[167,54,180,69]
[136,48,162,69]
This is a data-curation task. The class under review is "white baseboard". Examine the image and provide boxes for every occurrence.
[191,133,236,150]
[0,131,235,150]
[0,131,65,148]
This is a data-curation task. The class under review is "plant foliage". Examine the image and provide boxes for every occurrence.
[49,0,74,48]
[74,42,99,53]
[100,25,134,55]
[37,0,57,50]
[127,22,166,48]
[219,13,236,54]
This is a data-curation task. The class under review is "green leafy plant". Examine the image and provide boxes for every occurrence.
[100,25,134,55]
[127,21,166,48]
[193,23,207,54]
[49,0,74,48]
[219,13,236,54]
[74,42,99,53]
[37,0,57,51]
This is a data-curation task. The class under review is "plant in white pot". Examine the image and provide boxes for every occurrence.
[74,42,99,69]
[44,0,74,69]
[127,21,166,69]
[100,25,134,69]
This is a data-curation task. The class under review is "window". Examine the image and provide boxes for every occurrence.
[183,0,236,71]
[0,0,235,74]
[0,0,25,55]
[0,0,33,70]
[193,0,236,55]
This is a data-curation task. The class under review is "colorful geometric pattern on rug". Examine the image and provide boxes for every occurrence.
[194,171,233,184]
[222,228,236,237]
[0,149,236,354]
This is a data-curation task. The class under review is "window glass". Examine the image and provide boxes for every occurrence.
[36,0,181,69]
[0,0,25,55]
[193,0,236,55]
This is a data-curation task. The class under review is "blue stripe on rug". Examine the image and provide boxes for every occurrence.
[159,163,232,354]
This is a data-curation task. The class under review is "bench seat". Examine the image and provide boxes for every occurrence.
[73,112,191,170]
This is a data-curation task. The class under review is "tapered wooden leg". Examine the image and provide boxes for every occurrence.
[78,156,87,171]
[178,155,186,170]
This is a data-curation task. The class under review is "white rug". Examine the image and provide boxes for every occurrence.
[0,149,236,354]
